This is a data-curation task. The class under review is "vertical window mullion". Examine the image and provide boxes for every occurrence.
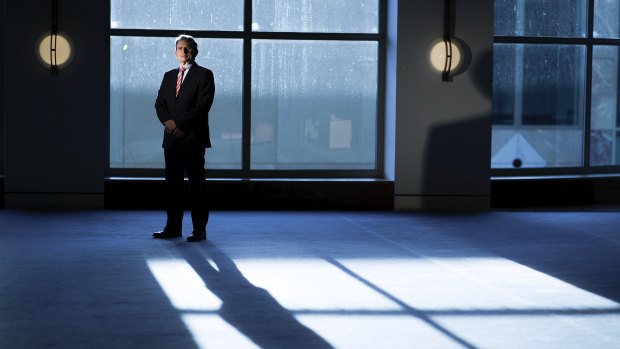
[584,44,593,167]
[242,0,252,176]
[584,0,595,167]
[375,0,387,175]
[513,44,524,127]
[513,0,525,127]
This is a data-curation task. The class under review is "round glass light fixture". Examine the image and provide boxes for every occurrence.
[35,31,74,70]
[428,38,462,75]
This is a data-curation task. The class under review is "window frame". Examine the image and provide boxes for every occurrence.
[492,0,620,177]
[106,1,387,179]
[0,0,4,177]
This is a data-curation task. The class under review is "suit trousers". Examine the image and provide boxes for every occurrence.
[164,143,209,232]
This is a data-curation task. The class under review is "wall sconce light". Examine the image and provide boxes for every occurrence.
[35,0,73,74]
[428,38,463,80]
[427,0,469,81]
[36,32,74,72]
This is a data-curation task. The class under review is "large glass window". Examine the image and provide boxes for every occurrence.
[251,40,377,169]
[252,0,378,33]
[110,37,243,169]
[109,0,383,176]
[492,0,620,171]
[594,0,620,39]
[591,45,620,166]
[494,0,587,38]
[111,0,244,31]
[492,44,586,168]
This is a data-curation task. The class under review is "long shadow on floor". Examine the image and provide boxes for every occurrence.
[174,242,334,349]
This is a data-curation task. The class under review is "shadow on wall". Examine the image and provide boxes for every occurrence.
[422,49,493,211]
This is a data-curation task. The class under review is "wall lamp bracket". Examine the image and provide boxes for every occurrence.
[36,0,74,74]
[428,0,470,81]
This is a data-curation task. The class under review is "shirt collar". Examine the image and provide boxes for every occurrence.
[180,63,193,71]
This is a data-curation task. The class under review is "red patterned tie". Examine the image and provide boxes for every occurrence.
[176,66,186,97]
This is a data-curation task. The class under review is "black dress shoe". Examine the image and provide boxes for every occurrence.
[153,228,182,239]
[187,230,206,242]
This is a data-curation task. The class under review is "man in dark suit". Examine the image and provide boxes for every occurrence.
[153,34,215,242]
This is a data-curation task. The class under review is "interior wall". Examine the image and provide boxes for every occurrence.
[3,0,106,207]
[2,0,493,210]
[392,0,494,211]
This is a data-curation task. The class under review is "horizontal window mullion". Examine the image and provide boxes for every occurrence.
[246,170,382,178]
[585,38,620,46]
[492,125,583,130]
[110,29,245,38]
[110,29,383,41]
[494,36,589,45]
[250,32,383,41]
[110,28,384,41]
[495,36,620,46]
[106,169,383,179]
[492,165,620,177]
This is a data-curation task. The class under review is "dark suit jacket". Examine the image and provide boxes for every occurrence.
[155,63,215,149]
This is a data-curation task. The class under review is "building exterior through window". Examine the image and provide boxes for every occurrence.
[492,0,620,172]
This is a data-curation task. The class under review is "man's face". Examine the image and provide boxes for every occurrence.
[175,40,194,65]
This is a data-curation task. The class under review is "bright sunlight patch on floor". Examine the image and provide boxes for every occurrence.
[232,258,402,311]
[336,257,619,311]
[432,314,620,349]
[296,314,464,349]
[147,256,620,349]
[182,314,260,349]
[147,259,222,311]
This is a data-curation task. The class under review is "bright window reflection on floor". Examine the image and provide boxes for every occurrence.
[147,259,222,311]
[147,257,620,349]
[433,314,620,349]
[337,257,619,310]
[232,258,401,311]
[182,314,260,349]
[296,315,463,349]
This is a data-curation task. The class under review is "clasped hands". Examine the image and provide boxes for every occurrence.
[164,120,184,138]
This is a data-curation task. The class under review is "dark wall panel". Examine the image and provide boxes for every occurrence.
[4,0,106,201]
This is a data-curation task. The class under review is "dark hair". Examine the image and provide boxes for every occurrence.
[175,34,199,57]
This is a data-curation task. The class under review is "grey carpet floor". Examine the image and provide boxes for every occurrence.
[1,208,620,348]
